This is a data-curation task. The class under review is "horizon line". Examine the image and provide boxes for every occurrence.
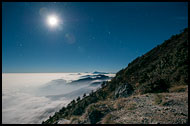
[2,72,116,74]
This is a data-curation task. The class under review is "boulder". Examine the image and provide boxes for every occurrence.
[115,83,134,98]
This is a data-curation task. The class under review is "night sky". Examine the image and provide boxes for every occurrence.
[2,2,188,73]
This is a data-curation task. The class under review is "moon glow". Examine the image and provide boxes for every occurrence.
[47,15,59,27]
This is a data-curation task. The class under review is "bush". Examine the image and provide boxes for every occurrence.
[88,106,104,124]
[113,98,126,110]
[76,96,80,102]
[59,107,66,113]
[154,94,163,105]
[72,104,84,115]
[101,81,106,87]
[143,79,170,93]
[139,73,149,83]
[83,93,86,98]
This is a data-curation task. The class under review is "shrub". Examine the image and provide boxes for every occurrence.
[88,106,104,124]
[154,94,163,105]
[59,107,66,113]
[83,93,86,98]
[76,96,80,102]
[72,103,85,115]
[101,113,116,124]
[143,79,170,93]
[101,81,106,87]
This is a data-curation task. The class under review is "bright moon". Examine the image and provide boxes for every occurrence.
[47,15,59,27]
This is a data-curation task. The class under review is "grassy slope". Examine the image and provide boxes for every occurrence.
[43,28,188,124]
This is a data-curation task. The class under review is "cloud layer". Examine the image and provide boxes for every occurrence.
[2,73,115,124]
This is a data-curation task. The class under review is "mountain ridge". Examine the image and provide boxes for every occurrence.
[43,28,188,124]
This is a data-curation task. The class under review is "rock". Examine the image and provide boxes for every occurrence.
[57,119,70,124]
[114,83,134,98]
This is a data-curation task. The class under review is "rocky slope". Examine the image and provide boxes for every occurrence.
[67,86,188,124]
[43,28,188,124]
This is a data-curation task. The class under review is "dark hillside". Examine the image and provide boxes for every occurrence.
[107,28,188,95]
[43,28,188,124]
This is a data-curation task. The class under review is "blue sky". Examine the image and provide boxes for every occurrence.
[2,2,188,73]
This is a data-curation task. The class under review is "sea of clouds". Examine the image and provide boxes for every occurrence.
[2,73,115,124]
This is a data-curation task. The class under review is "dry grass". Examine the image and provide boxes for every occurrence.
[169,85,188,93]
[79,100,114,124]
[101,113,116,124]
[154,93,169,106]
[113,96,138,111]
[126,102,137,110]
[70,116,80,124]
[113,98,127,110]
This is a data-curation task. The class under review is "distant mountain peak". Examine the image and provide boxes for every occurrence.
[92,71,109,74]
